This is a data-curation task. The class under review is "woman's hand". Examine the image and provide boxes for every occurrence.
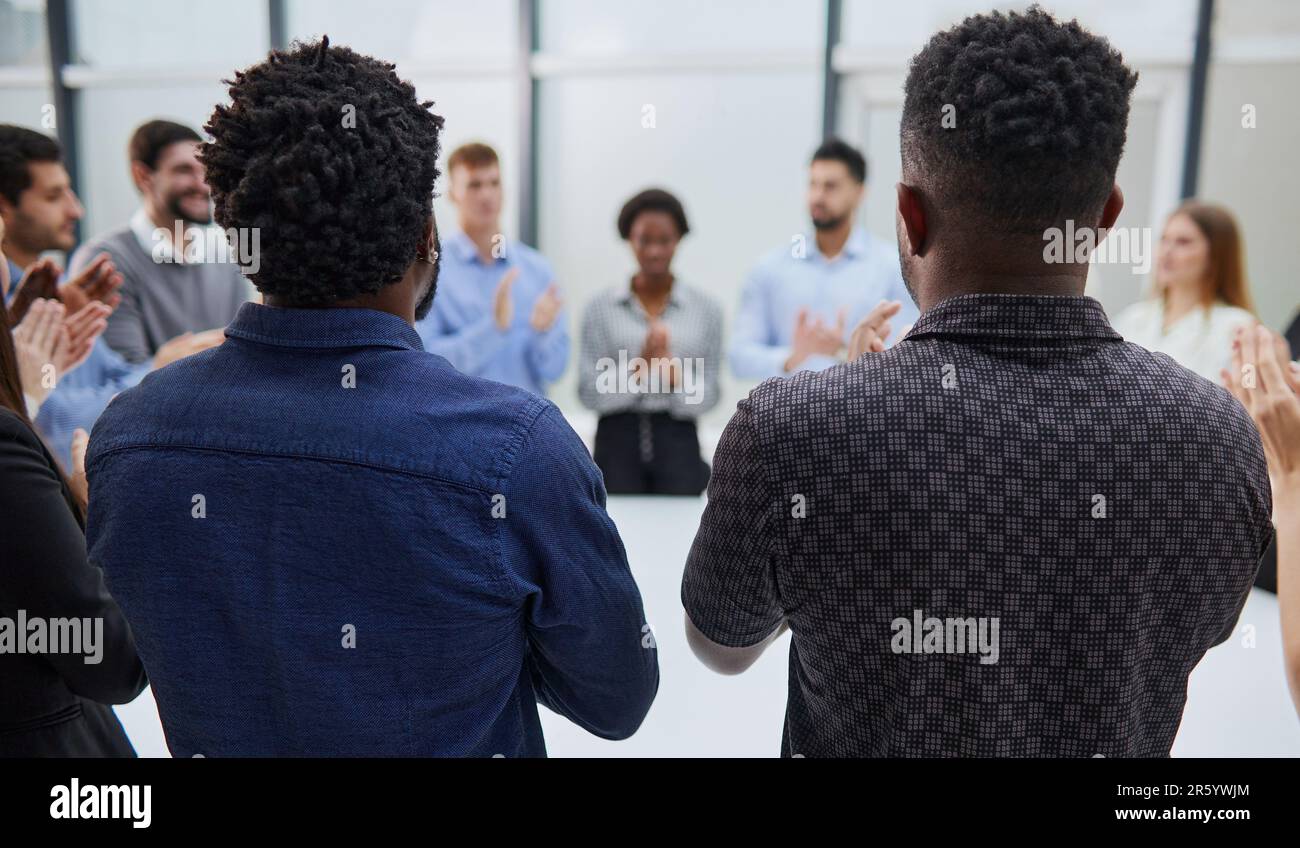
[1221,323,1300,504]
[11,298,67,408]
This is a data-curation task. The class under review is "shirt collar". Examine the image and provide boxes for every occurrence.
[223,302,426,352]
[131,208,226,263]
[616,280,684,310]
[903,293,1122,342]
[806,227,870,262]
[445,228,496,265]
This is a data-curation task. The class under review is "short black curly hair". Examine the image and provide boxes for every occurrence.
[901,6,1137,234]
[617,188,689,240]
[202,36,444,306]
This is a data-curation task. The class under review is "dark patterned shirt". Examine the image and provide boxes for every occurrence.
[682,293,1273,757]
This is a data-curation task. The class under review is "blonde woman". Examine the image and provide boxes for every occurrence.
[1113,201,1255,381]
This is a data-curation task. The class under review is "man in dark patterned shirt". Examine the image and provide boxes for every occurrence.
[681,8,1274,757]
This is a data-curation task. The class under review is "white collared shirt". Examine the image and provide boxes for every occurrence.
[129,208,230,265]
[1111,298,1255,381]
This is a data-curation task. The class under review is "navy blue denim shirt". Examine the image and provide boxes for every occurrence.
[85,302,658,756]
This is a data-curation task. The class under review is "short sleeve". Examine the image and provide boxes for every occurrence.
[681,396,784,646]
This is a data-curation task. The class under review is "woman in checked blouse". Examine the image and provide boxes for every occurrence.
[578,189,721,495]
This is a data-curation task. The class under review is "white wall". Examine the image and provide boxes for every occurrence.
[2,0,1296,403]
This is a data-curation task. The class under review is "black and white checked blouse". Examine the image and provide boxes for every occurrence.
[578,282,723,418]
[682,293,1274,757]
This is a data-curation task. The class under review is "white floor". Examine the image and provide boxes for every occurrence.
[114,494,1300,757]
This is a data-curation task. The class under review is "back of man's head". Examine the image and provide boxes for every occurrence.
[901,6,1138,238]
[201,36,444,307]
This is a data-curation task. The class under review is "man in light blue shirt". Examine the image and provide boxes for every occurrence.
[730,138,919,379]
[415,142,567,396]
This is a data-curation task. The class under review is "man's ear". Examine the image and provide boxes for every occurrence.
[1099,184,1124,231]
[129,161,153,195]
[896,182,926,256]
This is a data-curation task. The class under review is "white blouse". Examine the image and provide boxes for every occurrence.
[1111,299,1255,382]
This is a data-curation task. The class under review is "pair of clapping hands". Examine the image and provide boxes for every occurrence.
[785,300,906,373]
[1221,324,1300,501]
[8,254,122,408]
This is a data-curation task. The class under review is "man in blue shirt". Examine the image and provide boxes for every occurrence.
[415,142,568,396]
[85,37,657,757]
[730,138,919,379]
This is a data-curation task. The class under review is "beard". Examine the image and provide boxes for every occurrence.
[166,191,213,226]
[896,216,919,306]
[413,232,441,322]
[811,209,849,232]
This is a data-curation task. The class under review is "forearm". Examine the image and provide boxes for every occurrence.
[684,612,786,675]
[730,340,793,380]
[1276,484,1300,712]
[527,323,569,385]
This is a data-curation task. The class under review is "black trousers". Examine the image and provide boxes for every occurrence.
[593,411,711,495]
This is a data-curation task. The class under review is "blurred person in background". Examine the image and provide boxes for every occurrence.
[1223,324,1300,715]
[1111,201,1256,381]
[729,138,918,379]
[71,119,247,365]
[578,188,721,495]
[0,125,222,468]
[0,215,147,757]
[415,142,568,396]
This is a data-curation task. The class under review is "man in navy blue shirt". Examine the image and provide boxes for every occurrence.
[85,37,658,757]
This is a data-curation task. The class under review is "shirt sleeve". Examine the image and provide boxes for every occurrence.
[526,307,570,387]
[503,402,659,739]
[681,395,784,646]
[418,304,510,376]
[35,341,150,469]
[98,258,155,365]
[0,414,148,704]
[728,265,793,379]
[577,299,636,415]
[668,297,723,417]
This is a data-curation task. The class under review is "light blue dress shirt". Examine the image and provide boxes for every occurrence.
[6,259,150,468]
[415,229,569,397]
[729,228,919,379]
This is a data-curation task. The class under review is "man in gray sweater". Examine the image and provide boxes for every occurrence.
[71,120,249,364]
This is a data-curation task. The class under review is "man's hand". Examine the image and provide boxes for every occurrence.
[58,252,123,314]
[1223,323,1300,500]
[529,283,562,333]
[492,268,520,331]
[784,308,846,372]
[5,258,61,327]
[848,299,904,359]
[5,253,122,327]
[152,328,226,371]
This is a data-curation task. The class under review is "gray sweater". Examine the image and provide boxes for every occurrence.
[71,226,251,364]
